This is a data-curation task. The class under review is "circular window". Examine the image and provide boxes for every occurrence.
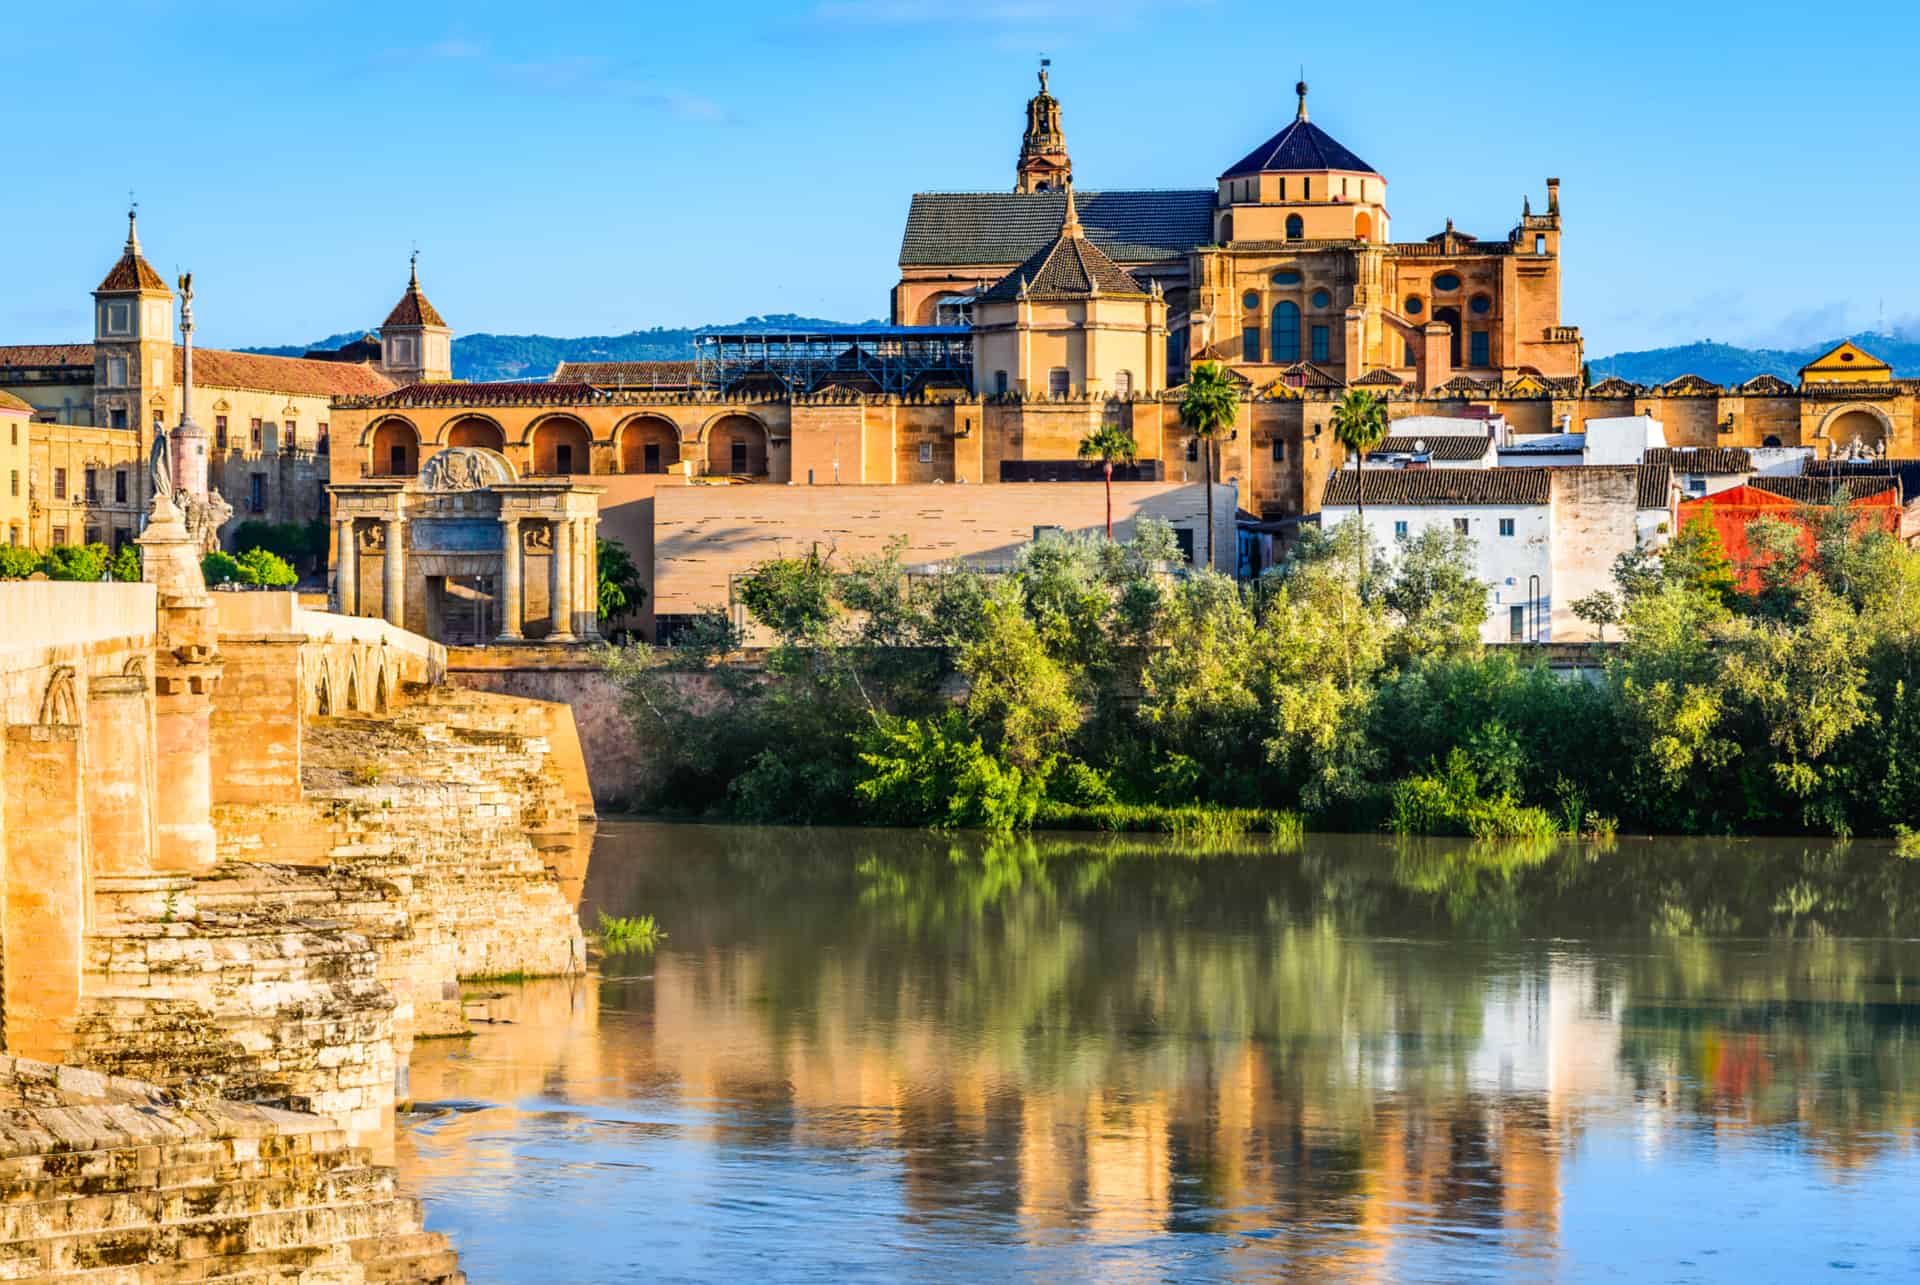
[1842,352,1856,362]
[1433,272,1462,292]
[1271,269,1302,286]
[1469,294,1491,315]
[1311,288,1331,309]
[1404,296,1423,316]
[1242,291,1260,310]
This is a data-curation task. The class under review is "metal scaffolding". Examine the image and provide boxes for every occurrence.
[694,324,973,395]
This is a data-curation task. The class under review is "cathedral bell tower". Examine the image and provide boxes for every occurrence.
[1015,60,1072,194]
[378,253,453,385]
[92,207,174,450]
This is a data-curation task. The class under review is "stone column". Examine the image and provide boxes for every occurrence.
[335,517,357,616]
[4,723,87,1062]
[86,673,155,876]
[580,516,601,641]
[549,518,574,641]
[497,516,524,641]
[382,515,406,629]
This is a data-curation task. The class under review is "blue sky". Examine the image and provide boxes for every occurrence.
[7,0,1916,357]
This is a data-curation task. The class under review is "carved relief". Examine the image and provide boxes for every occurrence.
[419,446,517,491]
[523,524,554,553]
[360,524,386,554]
[122,654,149,682]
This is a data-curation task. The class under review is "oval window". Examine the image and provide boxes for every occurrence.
[1404,296,1423,316]
[1311,288,1331,309]
[1469,294,1492,315]
[1433,272,1462,292]
[1271,269,1302,286]
[1242,290,1260,310]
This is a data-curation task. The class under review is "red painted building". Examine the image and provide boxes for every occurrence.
[1677,480,1901,590]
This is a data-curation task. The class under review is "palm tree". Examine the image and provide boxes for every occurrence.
[1330,388,1388,584]
[1077,423,1138,539]
[1177,361,1239,569]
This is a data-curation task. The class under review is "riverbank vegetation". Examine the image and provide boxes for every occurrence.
[603,496,1920,838]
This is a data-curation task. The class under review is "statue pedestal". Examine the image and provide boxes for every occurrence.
[139,502,223,872]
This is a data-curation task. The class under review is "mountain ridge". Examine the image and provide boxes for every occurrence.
[246,324,1920,388]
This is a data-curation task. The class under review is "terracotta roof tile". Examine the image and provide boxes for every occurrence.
[978,208,1147,302]
[1322,467,1551,507]
[97,251,167,293]
[1644,447,1752,473]
[1351,368,1404,387]
[358,381,605,408]
[1587,376,1643,396]
[0,343,94,369]
[1738,373,1795,395]
[1375,434,1492,460]
[1749,475,1900,504]
[1636,463,1673,509]
[553,360,698,387]
[383,274,446,328]
[186,348,394,398]
[0,391,33,413]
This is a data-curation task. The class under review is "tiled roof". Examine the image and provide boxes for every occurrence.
[899,189,1214,267]
[1220,117,1378,179]
[1434,374,1497,396]
[1271,361,1344,390]
[1738,373,1795,395]
[1587,376,1643,396]
[0,343,93,369]
[358,381,605,409]
[383,275,447,328]
[1322,467,1551,508]
[1661,373,1722,395]
[1644,446,1752,473]
[1352,368,1404,387]
[0,391,32,413]
[1637,463,1673,509]
[1375,434,1492,460]
[98,251,167,293]
[1748,475,1899,504]
[979,211,1148,302]
[187,348,395,397]
[553,360,698,387]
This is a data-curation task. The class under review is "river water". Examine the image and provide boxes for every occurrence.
[396,821,1920,1282]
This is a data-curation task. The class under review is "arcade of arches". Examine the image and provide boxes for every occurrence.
[349,410,778,479]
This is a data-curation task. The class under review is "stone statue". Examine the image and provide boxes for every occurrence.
[149,429,175,510]
[419,446,515,491]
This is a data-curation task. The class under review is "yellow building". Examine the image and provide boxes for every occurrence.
[0,212,429,549]
[0,393,29,546]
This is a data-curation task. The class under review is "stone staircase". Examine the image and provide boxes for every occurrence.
[0,1056,461,1283]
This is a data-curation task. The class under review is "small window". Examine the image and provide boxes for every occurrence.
[1510,605,1525,641]
[1453,517,1469,535]
[248,473,267,513]
[110,408,127,430]
[84,467,98,502]
[8,470,17,497]
[1114,370,1133,398]
[1404,296,1423,316]
[1242,290,1260,310]
[215,415,228,449]
[1534,234,1546,255]
[1470,294,1492,316]
[1311,325,1330,363]
[1498,517,1515,537]
[250,418,262,450]
[1270,439,1285,463]
[318,422,330,450]
[84,527,99,546]
[52,525,67,546]
[1174,527,1195,564]
[53,467,66,499]
[1302,177,1311,200]
[1434,272,1462,292]
[152,409,163,430]
[917,442,933,464]
[1277,177,1286,200]
[1186,438,1199,462]
[1393,520,1409,539]
[1271,269,1301,286]
[994,370,1008,395]
[1285,214,1304,240]
[106,356,127,386]
[1048,367,1070,398]
[1242,326,1262,362]
[1470,331,1490,367]
[284,419,297,448]
[1311,288,1331,309]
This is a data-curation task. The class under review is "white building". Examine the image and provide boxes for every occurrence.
[1322,464,1674,642]
[1499,414,1667,468]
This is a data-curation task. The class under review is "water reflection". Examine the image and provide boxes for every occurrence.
[398,825,1920,1282]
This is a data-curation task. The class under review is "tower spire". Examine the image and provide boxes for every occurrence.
[1015,59,1071,194]
[1061,183,1082,238]
[126,196,142,254]
[1295,73,1309,122]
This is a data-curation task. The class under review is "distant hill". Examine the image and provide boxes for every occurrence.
[1589,332,1920,387]
[251,321,1920,390]
[244,315,872,383]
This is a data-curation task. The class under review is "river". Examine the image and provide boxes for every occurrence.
[395,821,1920,1282]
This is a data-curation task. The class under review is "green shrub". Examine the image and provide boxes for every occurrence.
[202,550,242,585]
[1389,750,1560,839]
[855,712,1046,832]
[110,544,141,582]
[0,546,43,578]
[1033,800,1304,839]
[42,543,108,581]
[1047,760,1117,808]
[235,547,298,588]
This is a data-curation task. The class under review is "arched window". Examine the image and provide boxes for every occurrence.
[1219,213,1233,243]
[1271,302,1301,364]
[1355,210,1373,242]
[1762,435,1782,448]
[1285,214,1304,240]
